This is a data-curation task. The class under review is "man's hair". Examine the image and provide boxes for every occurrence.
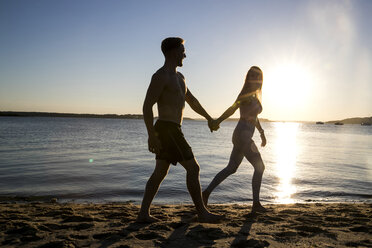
[161,37,184,55]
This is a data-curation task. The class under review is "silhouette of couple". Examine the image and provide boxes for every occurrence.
[137,37,267,223]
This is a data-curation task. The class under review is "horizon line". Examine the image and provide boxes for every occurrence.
[1,110,371,124]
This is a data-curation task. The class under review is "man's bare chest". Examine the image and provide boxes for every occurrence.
[164,78,186,96]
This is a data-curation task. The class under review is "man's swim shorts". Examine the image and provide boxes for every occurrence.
[154,120,194,165]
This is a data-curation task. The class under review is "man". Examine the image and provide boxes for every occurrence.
[137,37,221,223]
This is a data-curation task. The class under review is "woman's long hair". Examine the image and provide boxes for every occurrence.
[237,66,263,103]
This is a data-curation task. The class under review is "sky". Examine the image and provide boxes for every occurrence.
[0,0,371,122]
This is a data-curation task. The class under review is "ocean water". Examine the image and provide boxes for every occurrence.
[0,117,371,204]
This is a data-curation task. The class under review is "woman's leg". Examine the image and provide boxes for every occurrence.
[243,141,266,212]
[202,146,244,205]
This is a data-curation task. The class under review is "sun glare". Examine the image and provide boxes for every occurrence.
[273,122,299,204]
[264,63,312,109]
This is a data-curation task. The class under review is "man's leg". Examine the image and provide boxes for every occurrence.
[179,158,223,223]
[137,159,170,222]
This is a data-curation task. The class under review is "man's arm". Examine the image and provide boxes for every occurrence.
[185,89,219,132]
[143,73,165,153]
[185,89,212,121]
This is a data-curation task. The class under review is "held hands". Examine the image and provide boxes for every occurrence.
[208,119,220,132]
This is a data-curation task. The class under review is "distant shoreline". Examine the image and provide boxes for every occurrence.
[0,111,270,122]
[0,111,197,121]
[0,111,143,120]
[0,111,371,124]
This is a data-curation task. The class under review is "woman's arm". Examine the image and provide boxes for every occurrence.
[255,119,266,147]
[216,101,240,124]
[216,92,256,124]
[255,118,264,134]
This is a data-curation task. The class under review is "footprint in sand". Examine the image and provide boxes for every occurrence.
[69,234,88,240]
[72,223,94,231]
[294,225,325,234]
[168,221,187,229]
[42,223,71,230]
[148,223,172,231]
[278,209,302,215]
[135,231,166,240]
[37,240,74,248]
[62,214,95,222]
[275,231,297,238]
[232,238,269,248]
[349,226,370,233]
[186,224,229,240]
[93,232,120,240]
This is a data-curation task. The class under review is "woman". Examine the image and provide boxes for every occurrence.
[203,66,267,212]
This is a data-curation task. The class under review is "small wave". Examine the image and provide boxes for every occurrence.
[296,191,372,199]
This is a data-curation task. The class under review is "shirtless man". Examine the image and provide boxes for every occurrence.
[137,37,221,223]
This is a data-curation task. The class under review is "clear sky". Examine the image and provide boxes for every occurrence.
[1,0,371,122]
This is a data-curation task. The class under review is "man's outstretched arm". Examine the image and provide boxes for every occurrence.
[185,89,219,132]
[185,89,212,121]
[143,73,165,154]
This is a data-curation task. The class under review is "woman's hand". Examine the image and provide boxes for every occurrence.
[260,132,266,147]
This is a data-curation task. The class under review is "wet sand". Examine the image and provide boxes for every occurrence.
[0,202,371,247]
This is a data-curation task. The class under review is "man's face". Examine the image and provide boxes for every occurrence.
[175,44,186,67]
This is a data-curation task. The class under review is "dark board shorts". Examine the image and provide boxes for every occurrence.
[154,120,194,165]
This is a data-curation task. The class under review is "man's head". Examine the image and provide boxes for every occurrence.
[161,37,186,66]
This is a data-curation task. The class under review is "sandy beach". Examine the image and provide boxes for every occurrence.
[0,202,371,247]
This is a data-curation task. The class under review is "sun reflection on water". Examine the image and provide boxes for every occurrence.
[273,122,299,204]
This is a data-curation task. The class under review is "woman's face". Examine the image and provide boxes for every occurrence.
[246,70,263,90]
[249,70,262,82]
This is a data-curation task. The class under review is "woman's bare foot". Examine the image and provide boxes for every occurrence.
[202,190,210,206]
[198,212,224,223]
[252,203,267,213]
[136,214,160,223]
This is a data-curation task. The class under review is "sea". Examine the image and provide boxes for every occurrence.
[0,117,371,204]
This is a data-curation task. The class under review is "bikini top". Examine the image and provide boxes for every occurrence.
[239,95,262,121]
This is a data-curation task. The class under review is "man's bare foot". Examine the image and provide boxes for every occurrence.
[198,212,224,223]
[202,190,210,206]
[252,203,267,213]
[136,214,160,223]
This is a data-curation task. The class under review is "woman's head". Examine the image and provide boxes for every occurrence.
[238,66,263,103]
[240,66,263,92]
[245,66,263,89]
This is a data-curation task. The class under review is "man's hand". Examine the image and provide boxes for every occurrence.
[148,134,162,154]
[208,119,220,132]
[260,132,267,147]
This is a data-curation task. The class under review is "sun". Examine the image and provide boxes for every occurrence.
[263,63,312,109]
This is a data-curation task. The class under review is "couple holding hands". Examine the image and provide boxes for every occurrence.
[137,37,267,223]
